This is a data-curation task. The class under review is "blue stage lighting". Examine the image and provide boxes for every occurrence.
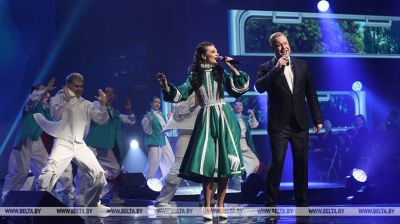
[130,139,139,149]
[352,81,363,91]
[317,0,330,12]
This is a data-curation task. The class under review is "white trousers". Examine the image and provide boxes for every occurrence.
[240,138,260,177]
[144,138,175,179]
[155,134,190,205]
[2,138,74,205]
[37,139,106,207]
[75,146,121,205]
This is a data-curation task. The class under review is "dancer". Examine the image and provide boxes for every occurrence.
[233,101,260,177]
[75,87,135,206]
[33,73,109,208]
[157,41,249,220]
[155,93,199,207]
[141,96,175,179]
[2,79,74,206]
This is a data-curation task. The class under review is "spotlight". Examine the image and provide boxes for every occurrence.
[130,139,139,149]
[146,177,163,192]
[120,173,161,199]
[352,81,363,92]
[351,168,368,183]
[345,168,369,201]
[317,0,330,12]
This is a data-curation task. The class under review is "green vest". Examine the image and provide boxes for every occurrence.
[85,107,127,163]
[144,110,166,148]
[14,102,51,149]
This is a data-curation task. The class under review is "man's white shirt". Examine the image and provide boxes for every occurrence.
[33,89,109,143]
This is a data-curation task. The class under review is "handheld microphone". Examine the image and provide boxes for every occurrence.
[285,57,290,66]
[217,56,242,65]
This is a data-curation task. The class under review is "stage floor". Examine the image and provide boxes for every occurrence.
[175,182,344,195]
[2,181,399,223]
[84,200,400,224]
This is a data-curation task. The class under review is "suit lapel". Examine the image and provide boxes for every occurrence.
[292,58,299,94]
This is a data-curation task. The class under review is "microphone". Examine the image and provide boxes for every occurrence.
[285,57,290,66]
[217,56,242,64]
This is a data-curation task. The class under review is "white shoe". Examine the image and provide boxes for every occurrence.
[154,202,171,208]
[215,205,227,219]
[94,203,110,217]
[202,207,213,220]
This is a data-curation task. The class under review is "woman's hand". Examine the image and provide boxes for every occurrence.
[46,77,56,93]
[224,57,240,76]
[96,89,107,106]
[145,111,153,122]
[156,72,170,92]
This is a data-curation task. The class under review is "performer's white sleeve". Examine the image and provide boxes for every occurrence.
[50,94,68,121]
[141,117,153,135]
[248,117,259,129]
[88,101,109,125]
[119,113,136,125]
[25,89,46,112]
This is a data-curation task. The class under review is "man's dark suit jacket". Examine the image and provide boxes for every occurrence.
[255,57,323,132]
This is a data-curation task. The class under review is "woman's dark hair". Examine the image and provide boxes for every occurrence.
[189,41,224,98]
[151,96,160,102]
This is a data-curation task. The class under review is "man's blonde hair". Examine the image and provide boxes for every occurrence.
[269,32,286,47]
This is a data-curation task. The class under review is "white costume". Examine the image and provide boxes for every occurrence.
[142,110,175,179]
[34,89,109,207]
[74,104,135,206]
[155,93,199,207]
[236,114,260,177]
[2,89,74,206]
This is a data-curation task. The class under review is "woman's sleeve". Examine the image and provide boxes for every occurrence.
[162,76,194,103]
[224,70,250,98]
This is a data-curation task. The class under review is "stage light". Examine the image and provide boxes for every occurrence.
[130,139,139,149]
[317,0,330,12]
[352,81,363,92]
[351,168,368,183]
[345,168,369,201]
[119,173,161,200]
[146,177,163,192]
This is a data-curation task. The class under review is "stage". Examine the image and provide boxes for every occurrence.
[1,180,400,223]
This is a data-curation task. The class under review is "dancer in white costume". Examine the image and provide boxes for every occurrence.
[234,101,260,177]
[34,73,109,207]
[2,80,74,206]
[155,93,199,207]
[75,87,135,206]
[141,96,175,179]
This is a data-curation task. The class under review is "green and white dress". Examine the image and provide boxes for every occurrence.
[163,66,249,182]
